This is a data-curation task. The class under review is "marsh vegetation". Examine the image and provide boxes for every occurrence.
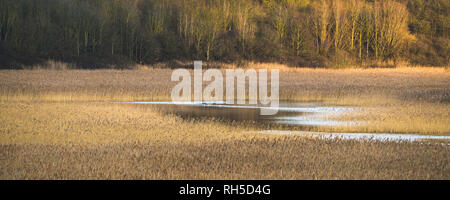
[0,65,448,179]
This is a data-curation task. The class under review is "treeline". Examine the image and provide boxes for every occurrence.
[0,0,448,68]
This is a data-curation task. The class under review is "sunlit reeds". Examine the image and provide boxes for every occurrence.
[0,64,449,179]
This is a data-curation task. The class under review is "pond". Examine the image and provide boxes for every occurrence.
[119,101,450,144]
[122,100,360,126]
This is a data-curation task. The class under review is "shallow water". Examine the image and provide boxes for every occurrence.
[122,101,358,127]
[120,101,449,144]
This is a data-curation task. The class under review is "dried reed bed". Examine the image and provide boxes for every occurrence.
[0,102,448,179]
[0,69,173,102]
[0,102,248,145]
[0,65,448,103]
[1,140,448,179]
[0,65,449,179]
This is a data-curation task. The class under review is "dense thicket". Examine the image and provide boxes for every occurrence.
[0,0,448,68]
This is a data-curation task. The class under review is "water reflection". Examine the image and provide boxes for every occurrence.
[122,101,358,127]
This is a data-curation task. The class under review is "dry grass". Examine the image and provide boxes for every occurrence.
[0,69,172,102]
[1,65,447,103]
[2,140,448,179]
[0,64,449,179]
